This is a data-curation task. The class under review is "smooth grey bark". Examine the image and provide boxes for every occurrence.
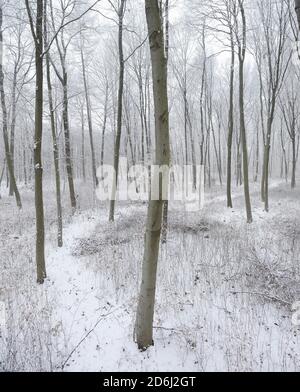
[136,0,170,350]
[25,0,46,283]
[227,26,235,207]
[237,0,252,223]
[109,0,126,222]
[161,0,169,245]
[44,0,63,248]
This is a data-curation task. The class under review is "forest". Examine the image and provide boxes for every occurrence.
[0,0,300,372]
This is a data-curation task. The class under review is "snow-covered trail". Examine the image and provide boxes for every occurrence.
[45,210,118,371]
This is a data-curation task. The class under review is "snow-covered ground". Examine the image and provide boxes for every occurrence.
[0,180,300,371]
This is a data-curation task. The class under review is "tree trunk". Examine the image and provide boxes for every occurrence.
[62,72,77,211]
[136,0,170,350]
[81,106,86,182]
[227,36,234,207]
[44,1,63,247]
[238,0,252,223]
[25,0,46,283]
[0,7,22,209]
[109,0,126,222]
[292,136,296,188]
[81,46,98,188]
[9,67,17,196]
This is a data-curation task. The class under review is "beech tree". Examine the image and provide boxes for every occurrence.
[236,0,252,223]
[25,0,46,283]
[136,0,170,350]
[109,0,127,222]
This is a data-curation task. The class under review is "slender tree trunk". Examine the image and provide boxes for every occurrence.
[81,46,98,188]
[227,36,234,206]
[211,118,222,186]
[62,72,76,211]
[9,67,17,196]
[81,106,86,182]
[136,0,170,350]
[254,124,259,182]
[0,7,22,209]
[238,0,252,223]
[100,84,108,181]
[25,0,46,283]
[109,0,126,222]
[292,136,296,188]
[0,159,6,198]
[44,1,63,247]
[263,105,275,212]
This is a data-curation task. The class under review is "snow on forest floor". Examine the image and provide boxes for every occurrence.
[0,179,300,371]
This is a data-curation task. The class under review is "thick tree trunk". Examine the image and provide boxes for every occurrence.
[161,0,169,245]
[0,7,22,209]
[25,0,46,283]
[136,0,170,350]
[35,0,46,283]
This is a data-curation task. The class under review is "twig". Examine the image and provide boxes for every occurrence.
[230,291,291,306]
[61,309,115,370]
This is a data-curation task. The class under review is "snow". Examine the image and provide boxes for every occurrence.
[0,180,300,371]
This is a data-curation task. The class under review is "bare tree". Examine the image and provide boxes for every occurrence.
[25,0,46,283]
[136,0,170,350]
[255,0,290,211]
[280,86,300,189]
[80,33,98,189]
[236,0,252,223]
[109,0,127,222]
[0,5,22,209]
[49,0,77,212]
[44,0,63,247]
